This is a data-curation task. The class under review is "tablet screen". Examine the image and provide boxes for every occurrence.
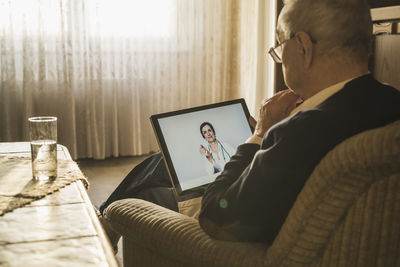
[151,99,253,196]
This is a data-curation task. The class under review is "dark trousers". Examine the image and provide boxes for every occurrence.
[99,152,179,214]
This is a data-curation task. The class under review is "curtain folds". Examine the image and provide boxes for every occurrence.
[0,0,275,160]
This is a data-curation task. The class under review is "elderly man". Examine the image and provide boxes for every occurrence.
[99,0,400,249]
[199,0,400,244]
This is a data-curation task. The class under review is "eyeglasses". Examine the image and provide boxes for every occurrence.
[268,34,294,63]
[268,33,316,63]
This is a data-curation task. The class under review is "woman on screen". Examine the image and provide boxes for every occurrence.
[199,122,235,174]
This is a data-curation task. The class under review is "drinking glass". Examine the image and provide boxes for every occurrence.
[28,117,58,180]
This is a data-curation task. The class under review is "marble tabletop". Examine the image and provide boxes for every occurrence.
[0,142,118,267]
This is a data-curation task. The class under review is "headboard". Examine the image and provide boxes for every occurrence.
[370,5,400,90]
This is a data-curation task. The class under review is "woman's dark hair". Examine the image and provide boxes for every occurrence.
[200,122,215,138]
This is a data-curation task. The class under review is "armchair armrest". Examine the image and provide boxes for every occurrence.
[104,198,267,267]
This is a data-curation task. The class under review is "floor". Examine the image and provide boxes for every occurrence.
[77,155,149,266]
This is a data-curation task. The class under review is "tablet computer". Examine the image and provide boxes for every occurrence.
[150,98,253,197]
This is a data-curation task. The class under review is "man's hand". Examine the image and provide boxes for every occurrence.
[254,89,301,138]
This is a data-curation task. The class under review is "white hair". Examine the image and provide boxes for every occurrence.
[277,0,372,60]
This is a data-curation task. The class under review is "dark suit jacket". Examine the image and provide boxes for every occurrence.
[199,74,400,244]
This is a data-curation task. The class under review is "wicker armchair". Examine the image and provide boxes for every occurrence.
[104,120,400,267]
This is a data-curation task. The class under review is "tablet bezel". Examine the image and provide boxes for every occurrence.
[150,98,253,197]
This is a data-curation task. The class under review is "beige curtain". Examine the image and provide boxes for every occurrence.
[0,0,275,160]
[235,0,277,116]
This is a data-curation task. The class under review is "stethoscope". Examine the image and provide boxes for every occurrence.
[208,140,231,162]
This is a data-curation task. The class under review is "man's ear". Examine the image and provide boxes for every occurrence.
[295,31,314,69]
